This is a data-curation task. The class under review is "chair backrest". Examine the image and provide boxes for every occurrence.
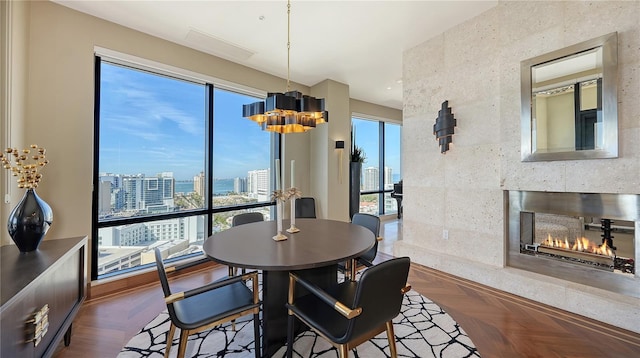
[295,197,317,218]
[346,257,410,340]
[154,248,172,298]
[352,213,380,262]
[351,213,380,236]
[232,212,264,226]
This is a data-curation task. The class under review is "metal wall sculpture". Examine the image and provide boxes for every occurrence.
[433,100,457,153]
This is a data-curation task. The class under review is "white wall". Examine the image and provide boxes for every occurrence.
[399,1,640,333]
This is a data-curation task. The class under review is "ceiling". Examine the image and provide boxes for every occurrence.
[52,1,497,110]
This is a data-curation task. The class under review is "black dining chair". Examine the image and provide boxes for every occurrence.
[154,248,261,358]
[338,213,381,279]
[232,212,264,226]
[230,212,264,275]
[285,257,411,358]
[295,197,317,218]
[351,213,381,268]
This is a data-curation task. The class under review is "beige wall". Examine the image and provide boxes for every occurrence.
[1,0,30,246]
[399,1,640,332]
[1,2,400,263]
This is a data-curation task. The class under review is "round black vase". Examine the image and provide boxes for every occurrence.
[7,188,54,253]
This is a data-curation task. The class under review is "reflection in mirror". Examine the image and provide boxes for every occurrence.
[521,32,617,161]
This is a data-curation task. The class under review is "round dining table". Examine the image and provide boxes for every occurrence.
[203,218,375,357]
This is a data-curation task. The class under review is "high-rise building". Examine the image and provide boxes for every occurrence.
[98,180,112,214]
[384,166,393,189]
[247,169,270,202]
[194,171,205,197]
[119,173,175,213]
[234,177,247,193]
[99,173,126,214]
[363,166,379,191]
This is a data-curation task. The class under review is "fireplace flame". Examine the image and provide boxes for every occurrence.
[541,235,615,258]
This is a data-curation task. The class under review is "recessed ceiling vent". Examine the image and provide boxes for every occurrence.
[185,28,255,61]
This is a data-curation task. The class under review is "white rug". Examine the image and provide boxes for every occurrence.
[118,289,479,358]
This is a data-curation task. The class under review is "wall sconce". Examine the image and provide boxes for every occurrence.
[335,140,345,183]
[433,100,456,153]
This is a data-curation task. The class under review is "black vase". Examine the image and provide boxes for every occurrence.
[7,188,54,253]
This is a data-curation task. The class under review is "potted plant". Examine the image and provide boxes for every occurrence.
[349,127,366,218]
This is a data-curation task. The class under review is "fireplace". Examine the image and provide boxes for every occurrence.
[507,191,640,299]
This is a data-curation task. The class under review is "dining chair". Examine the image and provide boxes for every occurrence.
[285,257,411,358]
[229,212,264,275]
[295,197,317,218]
[338,213,381,279]
[351,213,380,267]
[154,248,261,358]
[232,212,264,226]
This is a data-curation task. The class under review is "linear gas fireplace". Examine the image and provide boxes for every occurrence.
[507,191,640,299]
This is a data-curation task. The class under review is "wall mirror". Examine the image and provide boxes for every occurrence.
[521,32,618,161]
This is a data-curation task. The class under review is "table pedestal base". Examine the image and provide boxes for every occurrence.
[261,265,338,357]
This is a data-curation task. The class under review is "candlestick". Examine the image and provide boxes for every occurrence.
[287,196,299,233]
[273,200,287,241]
[290,160,295,188]
[275,159,281,190]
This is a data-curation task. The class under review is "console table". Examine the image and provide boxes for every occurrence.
[1,236,87,357]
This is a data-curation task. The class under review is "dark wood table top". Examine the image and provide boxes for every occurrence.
[203,218,375,271]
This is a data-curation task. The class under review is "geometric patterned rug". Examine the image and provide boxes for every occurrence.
[118,288,480,358]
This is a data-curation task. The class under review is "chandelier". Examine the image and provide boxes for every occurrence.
[242,0,328,134]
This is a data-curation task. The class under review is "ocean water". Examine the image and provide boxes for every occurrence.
[175,179,235,195]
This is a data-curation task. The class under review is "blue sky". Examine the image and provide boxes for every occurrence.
[100,63,269,180]
[353,118,402,180]
[100,62,400,181]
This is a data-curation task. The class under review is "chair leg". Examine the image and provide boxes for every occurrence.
[253,312,261,358]
[286,314,295,358]
[385,321,398,358]
[164,323,176,358]
[177,330,189,358]
[349,259,357,282]
[338,344,349,358]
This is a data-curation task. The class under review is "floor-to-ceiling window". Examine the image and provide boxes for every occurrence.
[93,56,275,279]
[352,117,402,216]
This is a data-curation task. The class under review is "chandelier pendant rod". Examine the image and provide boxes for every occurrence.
[286,0,291,92]
[241,0,328,133]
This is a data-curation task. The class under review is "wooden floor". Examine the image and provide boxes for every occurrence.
[53,220,640,358]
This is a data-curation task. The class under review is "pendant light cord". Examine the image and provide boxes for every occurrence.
[286,0,291,92]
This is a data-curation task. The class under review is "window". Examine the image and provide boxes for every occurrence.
[93,57,275,279]
[352,117,402,216]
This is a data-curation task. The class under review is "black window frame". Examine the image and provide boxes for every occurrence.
[92,56,280,280]
[352,117,402,216]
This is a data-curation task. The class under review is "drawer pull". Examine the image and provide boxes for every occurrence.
[26,304,49,347]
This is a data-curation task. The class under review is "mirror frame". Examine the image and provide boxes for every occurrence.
[521,32,618,162]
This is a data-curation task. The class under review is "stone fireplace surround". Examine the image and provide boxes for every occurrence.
[394,191,640,334]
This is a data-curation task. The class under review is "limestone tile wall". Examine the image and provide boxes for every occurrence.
[399,1,640,333]
[402,6,503,267]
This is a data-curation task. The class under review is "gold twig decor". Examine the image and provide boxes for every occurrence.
[285,187,302,200]
[271,189,288,202]
[1,145,49,189]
